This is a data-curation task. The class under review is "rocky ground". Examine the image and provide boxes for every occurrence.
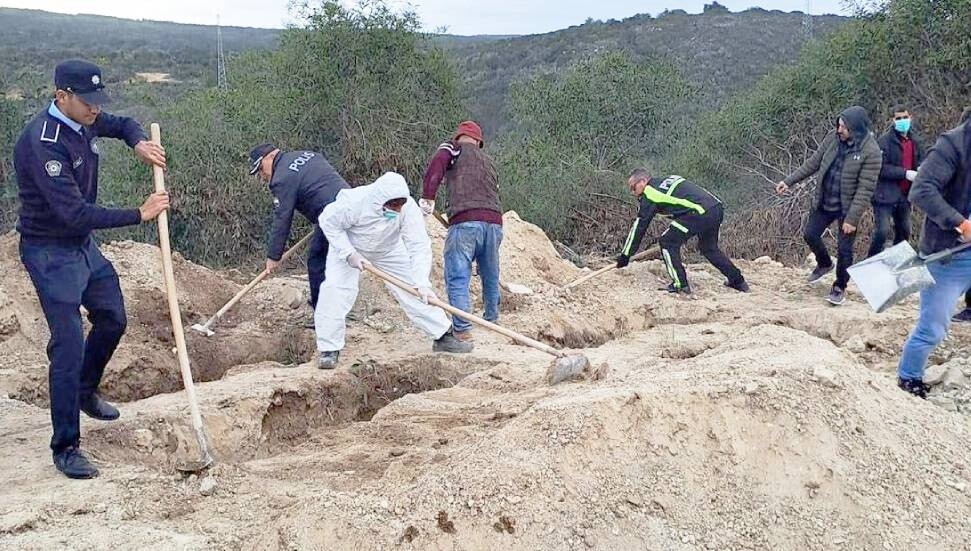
[1,213,970,550]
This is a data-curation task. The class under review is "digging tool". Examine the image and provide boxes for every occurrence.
[362,264,590,384]
[848,240,971,313]
[191,230,314,337]
[562,246,659,290]
[150,124,214,473]
[430,212,533,295]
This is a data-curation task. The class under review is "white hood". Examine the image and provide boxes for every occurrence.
[319,172,434,288]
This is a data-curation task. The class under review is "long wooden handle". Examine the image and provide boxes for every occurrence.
[563,246,658,289]
[363,264,564,358]
[201,230,314,329]
[150,124,209,453]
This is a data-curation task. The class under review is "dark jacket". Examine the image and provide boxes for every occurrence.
[14,106,146,244]
[783,106,883,226]
[873,127,926,205]
[621,175,722,258]
[909,120,971,255]
[266,150,349,260]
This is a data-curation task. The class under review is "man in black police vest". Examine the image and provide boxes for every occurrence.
[248,144,350,325]
[13,60,169,479]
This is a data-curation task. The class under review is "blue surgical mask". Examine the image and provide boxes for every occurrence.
[894,118,911,134]
[382,208,398,220]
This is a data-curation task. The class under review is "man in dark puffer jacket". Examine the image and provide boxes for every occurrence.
[776,106,882,306]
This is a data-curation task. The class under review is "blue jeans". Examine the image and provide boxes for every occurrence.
[444,222,502,333]
[897,250,971,380]
[20,237,127,453]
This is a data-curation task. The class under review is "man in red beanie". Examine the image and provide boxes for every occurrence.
[420,121,502,341]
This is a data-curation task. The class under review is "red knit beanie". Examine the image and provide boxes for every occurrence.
[453,120,484,147]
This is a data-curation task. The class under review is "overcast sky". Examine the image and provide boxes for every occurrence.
[0,0,850,35]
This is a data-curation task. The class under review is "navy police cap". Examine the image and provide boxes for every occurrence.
[248,143,276,175]
[54,59,111,106]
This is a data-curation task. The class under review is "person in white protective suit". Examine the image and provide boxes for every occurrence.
[314,171,474,369]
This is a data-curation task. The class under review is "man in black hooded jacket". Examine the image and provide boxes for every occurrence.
[776,106,882,306]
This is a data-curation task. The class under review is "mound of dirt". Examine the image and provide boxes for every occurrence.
[2,212,971,551]
[0,232,312,405]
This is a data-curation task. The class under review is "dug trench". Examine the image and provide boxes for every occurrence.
[85,354,500,470]
[7,282,316,408]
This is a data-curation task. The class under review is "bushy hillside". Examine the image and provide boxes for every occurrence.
[445,4,847,133]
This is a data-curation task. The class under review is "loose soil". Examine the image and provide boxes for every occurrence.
[1,213,970,550]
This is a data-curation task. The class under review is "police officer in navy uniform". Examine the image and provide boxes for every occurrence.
[13,60,169,479]
[248,144,350,327]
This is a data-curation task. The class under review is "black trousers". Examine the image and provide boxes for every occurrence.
[20,237,126,453]
[307,225,330,309]
[867,200,911,258]
[804,208,856,289]
[658,204,743,290]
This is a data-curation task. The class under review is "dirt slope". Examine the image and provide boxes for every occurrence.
[1,213,970,550]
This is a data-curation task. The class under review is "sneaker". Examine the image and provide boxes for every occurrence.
[80,393,120,421]
[825,286,846,306]
[433,331,474,353]
[724,279,750,293]
[53,447,99,479]
[897,377,928,399]
[807,264,834,284]
[952,308,971,323]
[317,351,340,370]
[658,283,691,295]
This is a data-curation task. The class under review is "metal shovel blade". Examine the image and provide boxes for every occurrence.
[190,323,215,337]
[848,241,935,313]
[502,282,534,295]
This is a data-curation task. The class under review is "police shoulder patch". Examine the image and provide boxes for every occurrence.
[45,160,62,177]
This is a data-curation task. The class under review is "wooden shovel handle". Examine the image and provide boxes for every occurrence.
[363,264,563,358]
[563,245,658,289]
[201,230,314,329]
[150,124,210,457]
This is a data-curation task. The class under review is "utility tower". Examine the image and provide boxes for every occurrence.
[216,15,228,90]
[804,0,814,40]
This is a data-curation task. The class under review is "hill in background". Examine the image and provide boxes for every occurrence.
[444,4,846,133]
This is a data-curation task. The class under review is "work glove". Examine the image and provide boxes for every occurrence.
[416,286,437,304]
[418,198,435,216]
[905,170,918,182]
[616,254,630,269]
[347,252,371,270]
[957,220,971,243]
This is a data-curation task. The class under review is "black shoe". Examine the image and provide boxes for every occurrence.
[952,308,971,323]
[897,377,928,399]
[80,393,120,421]
[724,279,750,293]
[807,264,834,284]
[826,286,846,306]
[658,283,691,295]
[433,331,473,353]
[53,447,99,479]
[318,351,339,369]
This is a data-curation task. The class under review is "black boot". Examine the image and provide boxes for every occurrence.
[658,283,691,295]
[53,447,99,479]
[433,331,473,353]
[318,351,340,369]
[897,377,928,399]
[724,278,750,293]
[81,393,120,421]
